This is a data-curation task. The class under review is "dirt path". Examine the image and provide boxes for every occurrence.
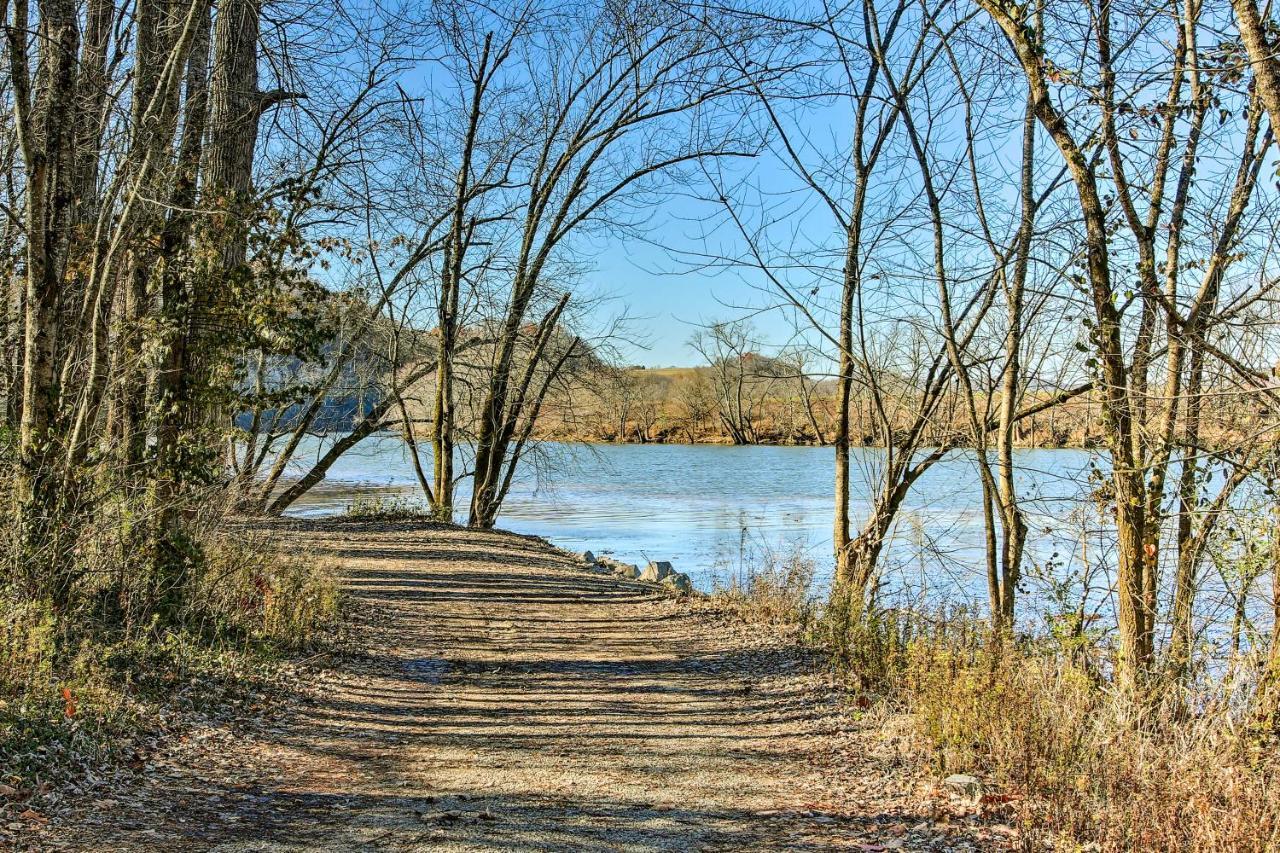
[50,520,1006,851]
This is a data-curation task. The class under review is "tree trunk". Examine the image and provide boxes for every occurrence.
[978,0,1152,694]
[470,295,570,528]
[1233,0,1280,135]
[10,0,82,603]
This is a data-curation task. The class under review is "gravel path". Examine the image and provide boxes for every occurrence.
[48,519,1010,851]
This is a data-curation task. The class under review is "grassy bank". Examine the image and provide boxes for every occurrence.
[714,557,1280,852]
[901,637,1279,850]
[0,518,343,831]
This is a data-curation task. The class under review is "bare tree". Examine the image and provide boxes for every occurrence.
[700,0,974,618]
[689,320,777,445]
[977,0,1277,694]
[462,2,772,527]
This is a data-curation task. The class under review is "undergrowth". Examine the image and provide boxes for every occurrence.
[716,571,1280,851]
[0,522,342,797]
[710,552,817,632]
[899,631,1280,851]
[344,493,439,521]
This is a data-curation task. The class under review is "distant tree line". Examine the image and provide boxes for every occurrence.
[534,319,1264,450]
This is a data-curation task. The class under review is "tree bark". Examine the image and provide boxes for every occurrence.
[978,0,1152,695]
[8,0,82,601]
[1233,0,1280,135]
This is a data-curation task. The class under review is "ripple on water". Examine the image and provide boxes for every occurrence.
[284,437,1104,598]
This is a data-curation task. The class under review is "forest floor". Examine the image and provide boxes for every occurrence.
[38,519,1016,851]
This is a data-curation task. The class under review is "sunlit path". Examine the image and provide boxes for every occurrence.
[54,519,995,852]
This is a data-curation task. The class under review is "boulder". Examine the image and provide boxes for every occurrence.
[613,563,640,579]
[581,550,596,564]
[639,561,674,582]
[943,774,982,800]
[661,572,693,594]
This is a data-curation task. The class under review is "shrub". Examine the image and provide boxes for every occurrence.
[344,493,436,521]
[901,633,1280,851]
[821,604,987,693]
[0,519,342,791]
[712,552,816,630]
[182,530,341,649]
[0,598,56,697]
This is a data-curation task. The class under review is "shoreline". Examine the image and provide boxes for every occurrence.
[286,429,1105,451]
[468,433,1102,451]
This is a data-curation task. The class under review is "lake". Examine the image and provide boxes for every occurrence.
[284,436,1106,601]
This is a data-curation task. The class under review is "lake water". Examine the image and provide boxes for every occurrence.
[284,436,1105,601]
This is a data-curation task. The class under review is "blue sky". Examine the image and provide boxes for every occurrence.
[582,205,794,368]
[341,1,1028,373]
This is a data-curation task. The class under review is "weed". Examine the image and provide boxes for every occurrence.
[344,493,438,521]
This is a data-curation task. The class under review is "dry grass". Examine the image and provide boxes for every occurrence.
[698,581,1280,851]
[901,636,1280,851]
[182,527,342,649]
[0,519,343,791]
[710,553,816,631]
